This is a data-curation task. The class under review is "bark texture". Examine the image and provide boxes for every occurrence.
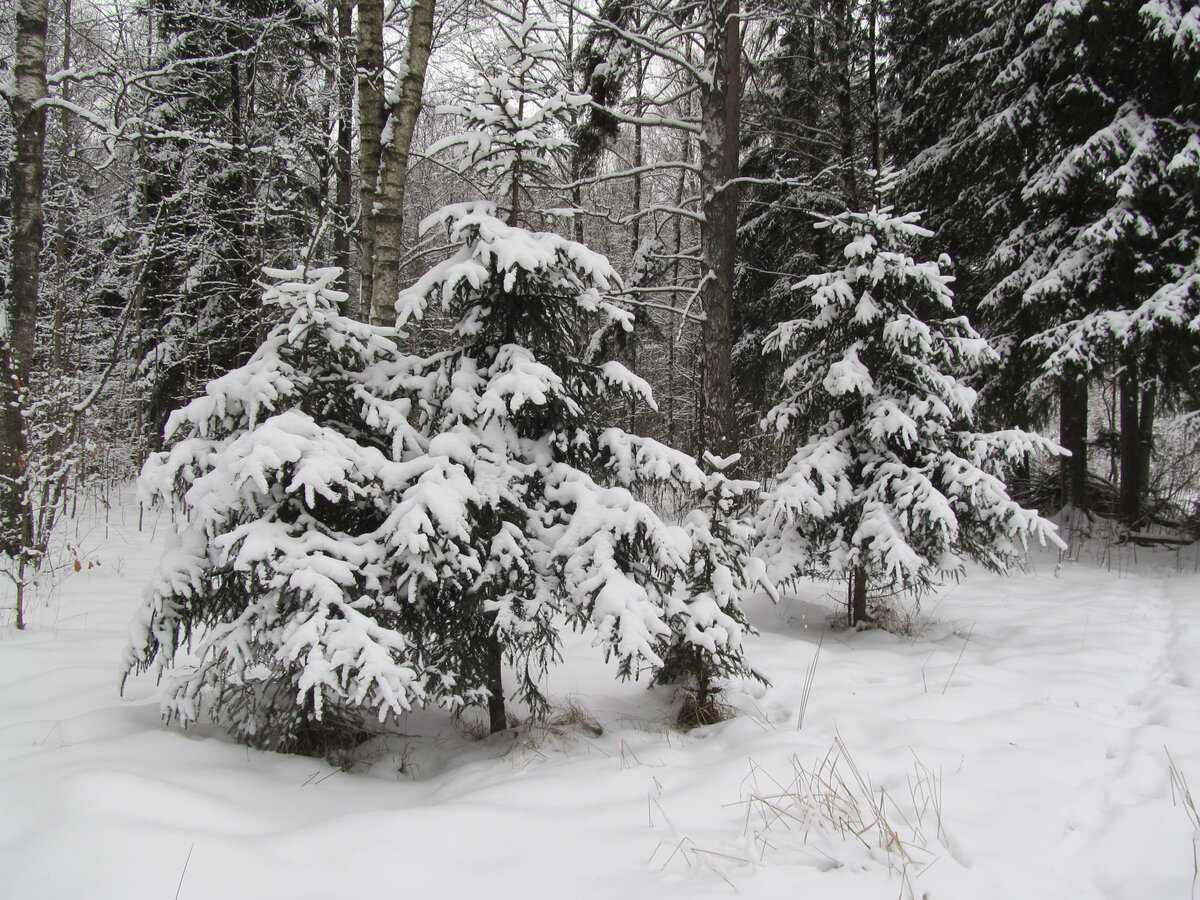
[1058,373,1089,510]
[368,0,436,327]
[1118,363,1142,526]
[1,0,50,577]
[486,634,506,734]
[1137,380,1157,516]
[334,0,355,303]
[356,0,385,320]
[832,0,858,207]
[698,0,739,458]
[849,565,868,627]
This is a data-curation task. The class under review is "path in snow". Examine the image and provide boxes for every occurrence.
[1081,568,1200,899]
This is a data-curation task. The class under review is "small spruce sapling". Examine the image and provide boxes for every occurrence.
[758,209,1065,626]
[124,267,461,753]
[397,204,772,730]
[654,452,774,727]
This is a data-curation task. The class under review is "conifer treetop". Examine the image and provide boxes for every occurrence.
[397,204,627,331]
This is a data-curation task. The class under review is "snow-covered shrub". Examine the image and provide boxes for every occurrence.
[653,452,773,725]
[127,212,771,750]
[124,267,458,753]
[396,204,772,729]
[759,209,1065,626]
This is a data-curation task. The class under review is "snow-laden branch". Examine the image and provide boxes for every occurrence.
[48,45,261,89]
[676,271,714,341]
[554,160,700,191]
[617,293,705,323]
[586,102,702,135]
[621,203,705,225]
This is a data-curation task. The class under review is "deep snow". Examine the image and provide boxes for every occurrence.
[3,494,1200,899]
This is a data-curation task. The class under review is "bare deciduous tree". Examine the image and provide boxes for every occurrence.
[2,0,50,628]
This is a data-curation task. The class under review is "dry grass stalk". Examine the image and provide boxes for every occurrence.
[675,685,736,730]
[738,737,944,896]
[651,835,744,889]
[512,695,607,760]
[796,629,824,731]
[1168,749,1200,898]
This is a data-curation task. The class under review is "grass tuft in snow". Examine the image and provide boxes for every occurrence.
[675,683,737,730]
[512,695,607,760]
[739,737,944,896]
[650,835,745,890]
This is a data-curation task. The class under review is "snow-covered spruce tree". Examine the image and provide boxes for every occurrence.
[124,267,462,754]
[132,0,334,448]
[396,204,771,730]
[421,5,767,728]
[653,452,773,726]
[758,209,1064,627]
[984,0,1200,525]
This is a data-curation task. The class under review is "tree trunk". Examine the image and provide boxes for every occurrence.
[134,15,154,455]
[1,0,49,593]
[486,633,506,733]
[1138,379,1157,514]
[226,56,260,353]
[40,0,75,540]
[698,0,739,458]
[832,0,858,208]
[566,0,585,244]
[1118,362,1141,526]
[630,46,644,258]
[1058,372,1089,510]
[804,17,820,182]
[51,0,73,374]
[628,52,644,433]
[867,0,881,180]
[334,0,355,305]
[848,565,868,627]
[667,85,694,452]
[356,0,385,320]
[369,0,436,327]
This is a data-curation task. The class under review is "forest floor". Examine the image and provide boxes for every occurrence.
[3,491,1200,899]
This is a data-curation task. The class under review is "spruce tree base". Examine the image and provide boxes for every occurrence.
[1119,365,1142,527]
[486,636,506,734]
[676,683,731,730]
[1059,374,1089,511]
[848,566,869,628]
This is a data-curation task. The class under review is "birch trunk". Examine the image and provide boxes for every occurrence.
[356,0,385,319]
[1,0,50,623]
[368,0,435,327]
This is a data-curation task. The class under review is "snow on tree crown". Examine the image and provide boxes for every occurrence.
[396,203,630,332]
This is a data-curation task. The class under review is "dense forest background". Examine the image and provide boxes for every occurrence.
[3,0,1199,613]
